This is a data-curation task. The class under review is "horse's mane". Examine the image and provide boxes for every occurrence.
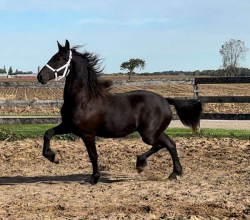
[71,46,113,96]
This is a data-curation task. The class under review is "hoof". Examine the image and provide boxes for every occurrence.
[90,174,100,185]
[136,166,145,173]
[53,158,59,164]
[168,172,182,180]
[43,151,58,164]
[136,159,147,173]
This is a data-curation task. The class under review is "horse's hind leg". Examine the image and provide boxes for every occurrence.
[136,130,164,173]
[136,133,182,179]
[43,123,69,163]
[136,144,164,173]
[158,133,182,179]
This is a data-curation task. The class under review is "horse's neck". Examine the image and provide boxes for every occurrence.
[63,56,91,102]
[63,74,85,102]
[63,78,75,101]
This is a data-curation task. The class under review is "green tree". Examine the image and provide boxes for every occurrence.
[194,70,200,76]
[120,58,146,80]
[219,39,249,76]
[0,66,6,74]
[8,66,13,75]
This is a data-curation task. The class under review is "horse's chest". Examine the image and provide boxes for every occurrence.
[62,104,100,127]
[60,104,77,124]
[61,104,71,117]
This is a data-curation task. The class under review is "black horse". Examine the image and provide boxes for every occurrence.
[37,40,202,184]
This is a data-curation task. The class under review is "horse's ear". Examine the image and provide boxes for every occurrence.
[65,39,70,51]
[57,41,63,51]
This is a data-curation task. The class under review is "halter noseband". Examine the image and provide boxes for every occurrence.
[45,50,72,81]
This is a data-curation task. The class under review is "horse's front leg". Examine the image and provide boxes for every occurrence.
[81,134,100,184]
[43,123,69,163]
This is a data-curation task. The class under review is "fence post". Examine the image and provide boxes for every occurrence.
[193,78,198,98]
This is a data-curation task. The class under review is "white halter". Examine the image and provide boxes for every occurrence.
[45,50,72,81]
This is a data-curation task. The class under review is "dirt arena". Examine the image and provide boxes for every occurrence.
[0,137,249,219]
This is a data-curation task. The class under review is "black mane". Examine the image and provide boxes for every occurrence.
[71,46,103,75]
[71,46,113,96]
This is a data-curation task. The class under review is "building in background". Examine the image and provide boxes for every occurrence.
[0,72,8,78]
[14,74,37,79]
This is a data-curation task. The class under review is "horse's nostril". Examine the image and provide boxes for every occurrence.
[37,74,42,82]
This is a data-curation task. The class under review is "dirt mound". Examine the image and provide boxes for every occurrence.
[0,137,249,219]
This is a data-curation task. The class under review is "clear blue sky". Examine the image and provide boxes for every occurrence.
[0,0,249,74]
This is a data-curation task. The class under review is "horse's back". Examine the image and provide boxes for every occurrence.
[113,90,171,114]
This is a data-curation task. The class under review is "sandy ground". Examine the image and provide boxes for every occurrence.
[0,137,249,220]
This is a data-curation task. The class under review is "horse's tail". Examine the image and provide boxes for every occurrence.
[166,98,202,132]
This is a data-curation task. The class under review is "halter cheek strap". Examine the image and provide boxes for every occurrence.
[45,50,72,81]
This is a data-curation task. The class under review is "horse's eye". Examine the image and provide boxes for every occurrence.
[57,58,60,61]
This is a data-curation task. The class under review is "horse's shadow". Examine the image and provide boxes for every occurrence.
[0,173,131,185]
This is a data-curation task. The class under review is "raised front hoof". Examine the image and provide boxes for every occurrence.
[90,174,100,185]
[168,172,182,180]
[136,160,147,173]
[43,151,59,164]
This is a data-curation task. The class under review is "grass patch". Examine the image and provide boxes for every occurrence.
[125,128,250,140]
[169,128,250,139]
[0,124,77,141]
[1,124,250,141]
[197,128,250,139]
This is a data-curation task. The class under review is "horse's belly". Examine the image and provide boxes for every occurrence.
[97,116,138,138]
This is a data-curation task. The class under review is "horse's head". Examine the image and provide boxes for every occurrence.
[37,40,72,84]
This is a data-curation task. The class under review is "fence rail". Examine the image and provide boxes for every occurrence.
[201,114,250,120]
[198,96,250,103]
[0,116,61,124]
[1,96,250,107]
[0,100,63,107]
[194,76,250,84]
[1,76,250,123]
[194,76,250,120]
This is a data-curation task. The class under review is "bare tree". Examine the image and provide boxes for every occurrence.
[219,39,248,76]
